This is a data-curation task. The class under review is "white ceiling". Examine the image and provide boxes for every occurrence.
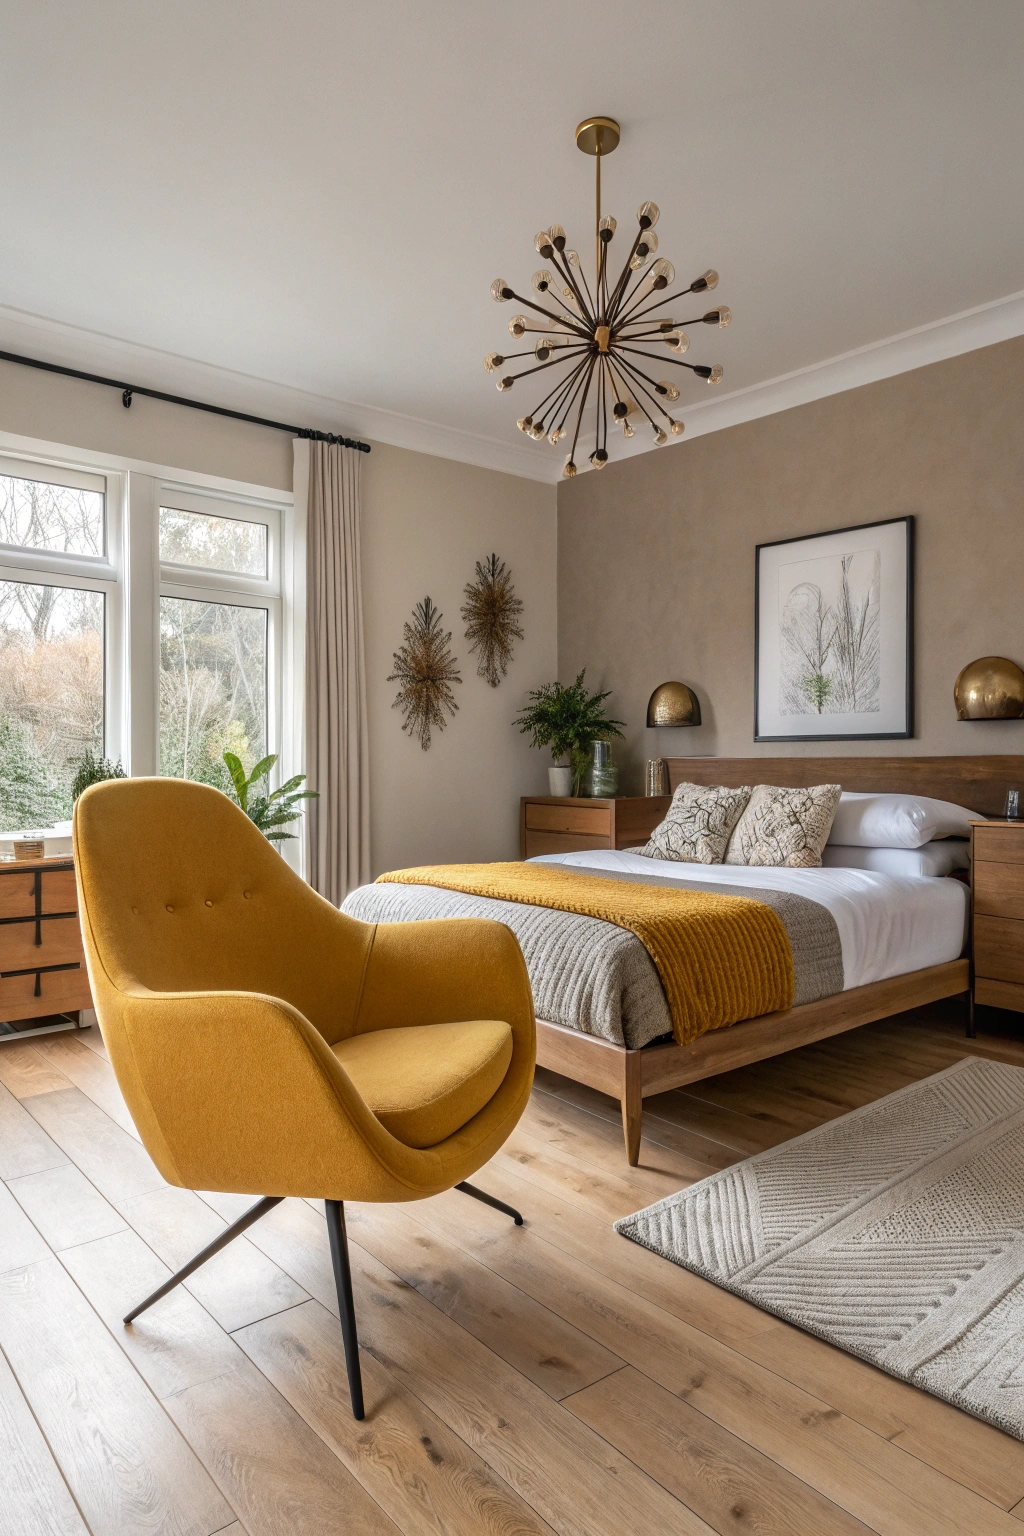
[2,1,1023,479]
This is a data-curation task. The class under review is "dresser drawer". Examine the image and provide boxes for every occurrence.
[974,860,1024,921]
[1,915,84,971]
[0,964,91,1023]
[38,868,79,914]
[0,869,38,920]
[523,830,611,860]
[975,977,1024,1014]
[974,915,1024,986]
[524,804,611,837]
[973,826,1024,865]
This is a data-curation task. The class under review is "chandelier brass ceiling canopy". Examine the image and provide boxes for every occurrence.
[485,117,730,477]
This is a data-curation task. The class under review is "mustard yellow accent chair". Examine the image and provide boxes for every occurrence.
[73,778,535,1419]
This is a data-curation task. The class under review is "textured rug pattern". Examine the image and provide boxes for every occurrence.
[616,1056,1024,1439]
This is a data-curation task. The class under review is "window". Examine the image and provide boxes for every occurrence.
[158,492,280,795]
[0,459,114,832]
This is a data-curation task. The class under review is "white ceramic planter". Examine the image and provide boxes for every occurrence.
[548,765,574,797]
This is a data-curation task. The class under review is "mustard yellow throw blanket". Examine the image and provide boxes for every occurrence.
[376,863,794,1046]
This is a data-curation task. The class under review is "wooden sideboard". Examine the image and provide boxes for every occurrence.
[520,795,670,861]
[0,856,93,1036]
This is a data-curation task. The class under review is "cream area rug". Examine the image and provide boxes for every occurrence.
[616,1056,1024,1438]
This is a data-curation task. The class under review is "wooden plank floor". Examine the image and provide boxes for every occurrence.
[2,1003,1024,1534]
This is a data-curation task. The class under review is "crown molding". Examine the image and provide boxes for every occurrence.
[0,304,551,484]
[609,287,1024,467]
[2,291,1022,486]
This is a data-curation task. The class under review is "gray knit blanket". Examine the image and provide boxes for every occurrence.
[341,866,843,1050]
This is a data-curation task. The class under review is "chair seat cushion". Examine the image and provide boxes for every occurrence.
[331,1018,513,1149]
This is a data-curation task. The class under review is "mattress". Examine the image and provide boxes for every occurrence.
[343,851,968,1050]
[537,850,969,991]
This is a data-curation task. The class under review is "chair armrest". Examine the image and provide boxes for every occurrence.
[105,986,409,1197]
[353,918,534,1048]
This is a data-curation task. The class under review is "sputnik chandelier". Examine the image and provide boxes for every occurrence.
[485,116,730,476]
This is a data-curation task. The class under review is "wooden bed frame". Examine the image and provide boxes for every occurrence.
[535,755,1024,1164]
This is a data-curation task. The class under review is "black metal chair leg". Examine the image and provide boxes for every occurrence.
[123,1195,283,1324]
[455,1180,524,1226]
[326,1199,365,1420]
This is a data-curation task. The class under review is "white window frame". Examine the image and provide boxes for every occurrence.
[0,429,303,871]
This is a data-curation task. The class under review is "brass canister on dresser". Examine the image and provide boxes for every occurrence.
[970,819,1024,1035]
[0,856,93,1039]
[520,795,670,860]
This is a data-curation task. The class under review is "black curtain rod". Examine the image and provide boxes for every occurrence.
[0,349,372,453]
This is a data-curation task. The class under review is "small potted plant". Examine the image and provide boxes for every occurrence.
[514,671,625,797]
[222,752,317,841]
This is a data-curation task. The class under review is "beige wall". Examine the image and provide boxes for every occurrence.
[0,359,557,871]
[557,335,1024,794]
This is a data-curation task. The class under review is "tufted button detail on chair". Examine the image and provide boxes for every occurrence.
[243,890,251,899]
[132,906,139,915]
[165,904,174,913]
[331,1019,513,1149]
[205,899,213,907]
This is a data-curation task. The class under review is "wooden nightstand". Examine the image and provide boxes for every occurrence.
[520,795,670,861]
[970,819,1024,1035]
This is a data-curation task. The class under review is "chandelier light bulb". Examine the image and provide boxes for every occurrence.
[484,119,728,469]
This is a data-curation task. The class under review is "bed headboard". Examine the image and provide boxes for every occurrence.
[664,756,1024,819]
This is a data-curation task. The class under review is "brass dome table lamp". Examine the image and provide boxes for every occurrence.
[954,657,1024,720]
[647,681,701,728]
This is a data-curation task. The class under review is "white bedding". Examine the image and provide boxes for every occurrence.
[532,849,969,992]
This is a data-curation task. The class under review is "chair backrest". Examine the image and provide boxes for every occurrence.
[74,778,372,1041]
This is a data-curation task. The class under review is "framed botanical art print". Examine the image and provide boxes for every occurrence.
[754,515,913,741]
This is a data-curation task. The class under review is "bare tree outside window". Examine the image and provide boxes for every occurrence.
[159,597,267,791]
[0,580,104,831]
[159,507,266,577]
[0,476,103,559]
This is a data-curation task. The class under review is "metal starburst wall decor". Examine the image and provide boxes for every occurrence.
[461,553,525,688]
[388,597,461,750]
[484,116,730,476]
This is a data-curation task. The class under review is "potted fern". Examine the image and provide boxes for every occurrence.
[514,671,625,797]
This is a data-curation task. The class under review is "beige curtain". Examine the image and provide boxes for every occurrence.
[302,439,370,903]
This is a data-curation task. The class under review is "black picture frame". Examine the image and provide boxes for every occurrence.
[754,514,914,742]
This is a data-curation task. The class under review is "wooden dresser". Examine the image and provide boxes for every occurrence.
[970,819,1024,1030]
[0,856,93,1036]
[520,795,670,861]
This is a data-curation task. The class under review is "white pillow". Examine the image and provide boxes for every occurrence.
[822,842,970,877]
[826,792,982,849]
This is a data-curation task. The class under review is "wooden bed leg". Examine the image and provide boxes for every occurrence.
[621,1052,643,1166]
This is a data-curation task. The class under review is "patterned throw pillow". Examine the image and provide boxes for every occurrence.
[724,783,842,868]
[641,782,752,865]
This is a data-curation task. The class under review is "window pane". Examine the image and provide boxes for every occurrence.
[0,475,104,558]
[0,581,104,831]
[159,597,267,788]
[159,507,267,577]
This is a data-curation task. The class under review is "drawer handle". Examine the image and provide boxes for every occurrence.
[1,961,81,998]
